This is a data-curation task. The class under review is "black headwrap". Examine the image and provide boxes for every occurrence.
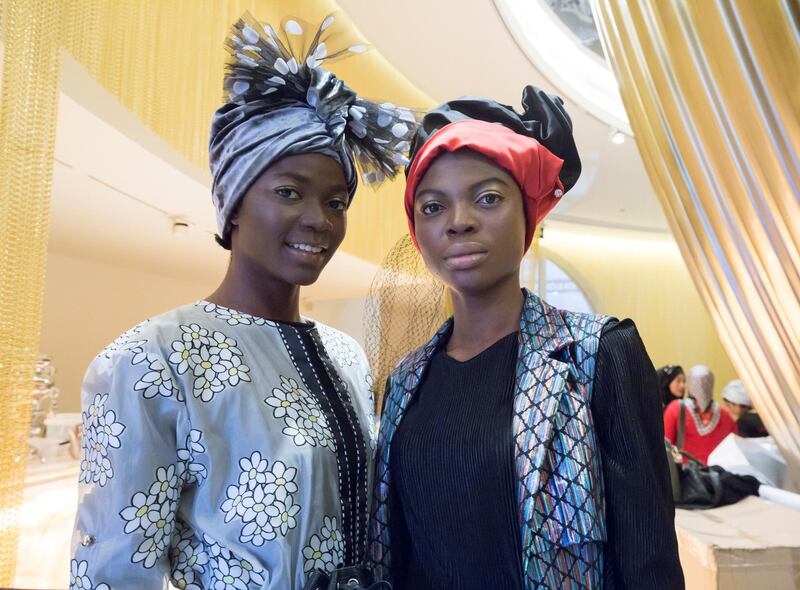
[657,364,684,409]
[407,86,581,191]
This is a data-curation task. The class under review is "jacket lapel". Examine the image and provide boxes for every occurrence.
[513,290,576,559]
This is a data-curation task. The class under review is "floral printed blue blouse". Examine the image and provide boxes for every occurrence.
[70,301,376,590]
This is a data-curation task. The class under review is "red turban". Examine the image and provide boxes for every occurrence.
[404,119,565,251]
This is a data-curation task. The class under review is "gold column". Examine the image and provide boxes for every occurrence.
[592,0,800,485]
[0,0,63,580]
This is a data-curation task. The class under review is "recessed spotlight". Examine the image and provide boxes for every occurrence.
[610,129,625,144]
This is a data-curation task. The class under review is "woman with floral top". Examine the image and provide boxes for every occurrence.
[70,13,416,590]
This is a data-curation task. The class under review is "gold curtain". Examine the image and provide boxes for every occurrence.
[592,0,800,486]
[0,0,62,581]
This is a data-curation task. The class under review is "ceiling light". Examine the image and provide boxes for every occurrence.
[610,129,625,144]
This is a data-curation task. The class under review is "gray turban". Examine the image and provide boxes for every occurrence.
[209,13,420,247]
[687,365,716,412]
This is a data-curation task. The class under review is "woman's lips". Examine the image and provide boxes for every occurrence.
[443,250,489,270]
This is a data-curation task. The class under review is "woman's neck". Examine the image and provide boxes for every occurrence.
[447,277,524,362]
[206,256,302,323]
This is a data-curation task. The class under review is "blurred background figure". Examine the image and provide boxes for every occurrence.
[664,365,736,465]
[657,364,685,411]
[722,379,769,438]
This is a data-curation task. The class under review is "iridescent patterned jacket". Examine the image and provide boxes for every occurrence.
[368,290,613,588]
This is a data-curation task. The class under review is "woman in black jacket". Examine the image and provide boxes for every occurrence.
[368,88,684,589]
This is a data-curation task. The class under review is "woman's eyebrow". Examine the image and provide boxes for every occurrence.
[467,176,513,191]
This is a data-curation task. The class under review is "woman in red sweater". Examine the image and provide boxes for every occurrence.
[664,365,736,465]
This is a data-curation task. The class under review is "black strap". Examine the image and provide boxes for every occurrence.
[677,401,686,451]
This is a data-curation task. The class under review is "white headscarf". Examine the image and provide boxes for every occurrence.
[687,365,715,412]
[722,379,751,406]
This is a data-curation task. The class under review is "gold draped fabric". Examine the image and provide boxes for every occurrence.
[0,0,62,581]
[592,0,800,486]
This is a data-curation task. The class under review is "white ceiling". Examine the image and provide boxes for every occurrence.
[337,0,669,233]
[47,1,670,304]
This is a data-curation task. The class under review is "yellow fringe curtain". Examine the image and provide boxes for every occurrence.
[592,0,800,486]
[0,0,62,581]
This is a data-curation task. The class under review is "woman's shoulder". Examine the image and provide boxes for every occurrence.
[92,302,211,364]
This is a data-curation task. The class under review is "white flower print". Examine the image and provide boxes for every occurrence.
[270,495,300,536]
[221,485,252,524]
[171,568,202,590]
[297,402,333,446]
[264,384,303,419]
[168,340,194,374]
[317,325,359,367]
[148,464,181,504]
[198,301,277,327]
[210,552,265,590]
[181,323,211,348]
[281,376,304,400]
[100,321,149,365]
[143,500,176,548]
[264,460,298,501]
[303,533,333,574]
[69,559,110,590]
[320,515,344,559]
[239,518,275,547]
[207,331,243,360]
[201,535,265,589]
[240,485,278,528]
[120,463,184,568]
[134,355,180,400]
[220,453,302,549]
[282,415,317,447]
[265,375,336,450]
[169,523,209,590]
[238,451,268,490]
[177,429,207,485]
[221,355,251,387]
[168,324,251,402]
[80,393,125,487]
[194,374,226,402]
[119,491,157,533]
[191,347,226,383]
[302,516,344,575]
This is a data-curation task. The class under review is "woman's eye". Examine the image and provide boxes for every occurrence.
[328,198,348,212]
[421,202,443,216]
[274,187,301,200]
[478,192,503,205]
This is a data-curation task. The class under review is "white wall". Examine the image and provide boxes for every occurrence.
[303,296,368,349]
[40,252,218,412]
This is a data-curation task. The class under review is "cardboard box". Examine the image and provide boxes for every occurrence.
[675,496,800,589]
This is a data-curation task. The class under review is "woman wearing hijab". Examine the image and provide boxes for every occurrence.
[657,364,686,410]
[664,365,737,464]
[722,379,768,438]
[70,14,416,590]
[368,89,683,589]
